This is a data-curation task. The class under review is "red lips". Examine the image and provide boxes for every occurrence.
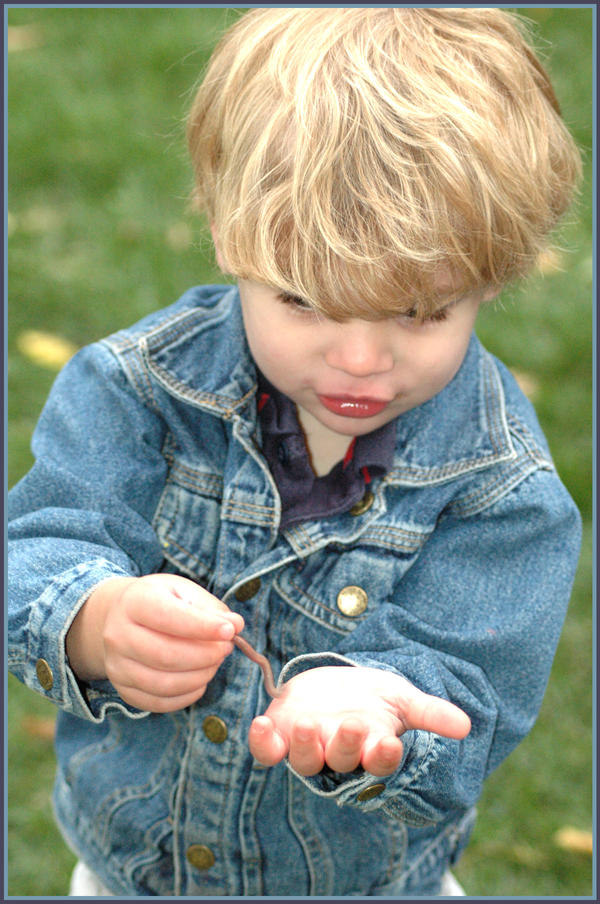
[317,395,389,418]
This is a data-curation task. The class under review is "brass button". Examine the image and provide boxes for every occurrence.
[349,490,374,516]
[203,715,228,744]
[336,585,368,617]
[35,659,54,691]
[357,783,386,802]
[186,844,215,870]
[235,577,261,602]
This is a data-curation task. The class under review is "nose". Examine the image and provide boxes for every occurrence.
[324,320,395,377]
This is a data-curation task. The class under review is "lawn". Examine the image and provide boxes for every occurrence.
[6,7,593,898]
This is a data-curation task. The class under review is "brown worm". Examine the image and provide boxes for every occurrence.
[233,634,282,698]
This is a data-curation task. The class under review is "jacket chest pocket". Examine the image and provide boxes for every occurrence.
[270,545,417,661]
[153,458,223,584]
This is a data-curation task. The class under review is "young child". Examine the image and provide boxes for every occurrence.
[8,8,582,898]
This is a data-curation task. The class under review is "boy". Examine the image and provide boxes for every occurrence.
[8,8,582,897]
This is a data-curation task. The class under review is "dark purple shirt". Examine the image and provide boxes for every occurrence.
[256,372,395,529]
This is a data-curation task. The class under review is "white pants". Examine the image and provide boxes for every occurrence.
[69,858,466,896]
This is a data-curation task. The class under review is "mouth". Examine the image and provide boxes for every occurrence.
[317,395,390,418]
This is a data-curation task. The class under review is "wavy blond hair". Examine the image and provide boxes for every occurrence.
[187,8,581,320]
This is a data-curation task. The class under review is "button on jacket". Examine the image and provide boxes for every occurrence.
[7,285,581,896]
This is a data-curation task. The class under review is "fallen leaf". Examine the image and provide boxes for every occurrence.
[554,826,593,855]
[510,369,539,401]
[17,330,78,370]
[21,715,55,740]
[7,25,44,52]
[19,204,64,234]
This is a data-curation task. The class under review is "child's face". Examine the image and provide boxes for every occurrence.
[238,279,489,439]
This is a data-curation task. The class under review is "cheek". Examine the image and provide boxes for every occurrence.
[417,333,470,384]
[244,319,302,383]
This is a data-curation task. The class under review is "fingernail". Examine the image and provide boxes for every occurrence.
[218,621,235,639]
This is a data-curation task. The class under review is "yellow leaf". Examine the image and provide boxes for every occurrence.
[7,25,43,52]
[17,330,78,370]
[20,204,64,234]
[21,715,55,741]
[510,369,539,401]
[554,826,593,855]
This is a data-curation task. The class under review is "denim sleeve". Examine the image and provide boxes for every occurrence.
[281,469,581,827]
[7,341,168,721]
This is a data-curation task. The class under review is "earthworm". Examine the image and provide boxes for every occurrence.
[180,596,281,698]
[233,634,282,698]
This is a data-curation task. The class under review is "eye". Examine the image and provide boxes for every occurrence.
[278,291,314,312]
[400,301,456,325]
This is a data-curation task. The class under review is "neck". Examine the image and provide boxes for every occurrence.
[296,407,354,477]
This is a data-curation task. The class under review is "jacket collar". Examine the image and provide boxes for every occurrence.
[142,286,257,419]
[142,285,515,481]
[387,333,516,483]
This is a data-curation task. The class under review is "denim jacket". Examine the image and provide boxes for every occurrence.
[8,285,581,897]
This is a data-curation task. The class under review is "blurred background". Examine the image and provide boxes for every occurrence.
[6,7,593,897]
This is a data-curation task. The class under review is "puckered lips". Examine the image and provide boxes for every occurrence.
[317,394,389,418]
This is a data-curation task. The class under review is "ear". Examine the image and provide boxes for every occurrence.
[210,223,228,273]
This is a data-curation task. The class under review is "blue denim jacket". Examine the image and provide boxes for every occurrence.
[8,285,581,896]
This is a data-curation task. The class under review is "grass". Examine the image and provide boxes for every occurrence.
[6,7,594,898]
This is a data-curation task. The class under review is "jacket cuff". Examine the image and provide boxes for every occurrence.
[280,651,442,827]
[14,559,149,723]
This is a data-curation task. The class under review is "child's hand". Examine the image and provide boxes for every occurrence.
[248,666,471,777]
[66,574,244,713]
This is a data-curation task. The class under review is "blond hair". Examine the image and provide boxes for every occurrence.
[187,8,581,320]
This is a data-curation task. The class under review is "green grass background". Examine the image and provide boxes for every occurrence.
[6,7,593,898]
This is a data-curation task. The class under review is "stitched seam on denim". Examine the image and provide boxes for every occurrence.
[384,449,514,484]
[275,580,351,633]
[287,771,333,896]
[506,413,554,467]
[400,818,461,881]
[286,523,343,555]
[360,524,432,552]
[122,818,174,887]
[102,338,159,414]
[143,346,256,417]
[95,722,181,856]
[380,734,439,824]
[483,351,509,455]
[356,535,425,553]
[171,715,195,896]
[221,499,276,526]
[382,822,408,884]
[153,473,212,576]
[143,305,229,350]
[164,538,212,575]
[447,456,544,517]
[167,466,223,499]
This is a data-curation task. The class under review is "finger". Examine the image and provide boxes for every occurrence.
[109,627,235,673]
[400,690,471,740]
[126,591,241,641]
[108,657,224,699]
[248,716,289,767]
[288,719,325,776]
[361,734,404,777]
[143,573,245,630]
[115,681,209,714]
[324,717,367,773]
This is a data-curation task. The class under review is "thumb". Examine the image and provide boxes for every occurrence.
[399,687,471,740]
